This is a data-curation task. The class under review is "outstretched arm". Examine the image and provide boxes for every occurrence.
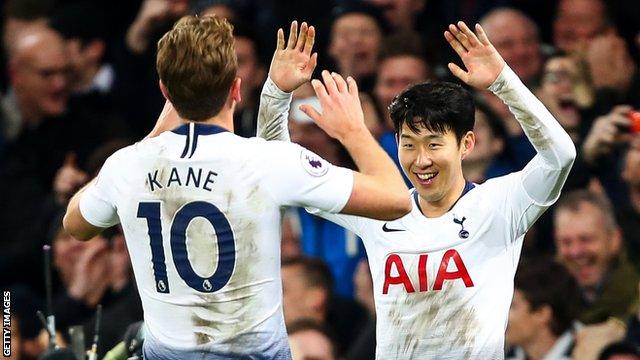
[257,21,317,141]
[446,22,576,204]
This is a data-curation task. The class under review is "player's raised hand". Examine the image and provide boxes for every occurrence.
[269,21,318,93]
[300,70,366,142]
[445,22,506,89]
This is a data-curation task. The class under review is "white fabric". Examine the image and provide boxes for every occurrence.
[79,126,353,354]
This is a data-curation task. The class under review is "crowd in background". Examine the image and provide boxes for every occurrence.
[2,0,640,359]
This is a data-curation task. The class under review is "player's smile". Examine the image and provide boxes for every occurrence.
[414,171,438,186]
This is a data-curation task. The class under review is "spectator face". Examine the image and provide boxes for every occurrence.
[329,13,382,78]
[11,29,70,120]
[554,0,610,53]
[365,0,425,31]
[289,329,335,360]
[53,230,109,288]
[622,138,640,188]
[555,202,621,289]
[483,12,541,83]
[281,215,302,261]
[235,36,264,110]
[375,55,429,123]
[538,56,581,133]
[463,110,503,164]
[201,4,235,20]
[281,264,318,325]
[506,289,547,346]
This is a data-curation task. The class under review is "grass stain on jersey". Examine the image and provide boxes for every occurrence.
[387,277,479,358]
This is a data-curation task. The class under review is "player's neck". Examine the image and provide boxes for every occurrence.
[462,159,490,183]
[522,328,558,360]
[182,108,234,132]
[418,175,466,218]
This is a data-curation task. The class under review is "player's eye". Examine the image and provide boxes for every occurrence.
[402,143,414,149]
[428,143,441,149]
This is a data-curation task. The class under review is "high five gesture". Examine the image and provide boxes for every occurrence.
[445,21,506,89]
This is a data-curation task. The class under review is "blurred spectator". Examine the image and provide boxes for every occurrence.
[2,0,51,53]
[196,0,237,21]
[462,101,513,183]
[553,0,615,54]
[554,190,639,324]
[480,8,543,86]
[505,258,581,360]
[345,260,376,360]
[328,3,387,92]
[281,257,369,355]
[288,318,338,360]
[0,26,72,289]
[51,225,142,358]
[363,0,426,33]
[582,108,640,267]
[230,21,266,137]
[586,34,640,111]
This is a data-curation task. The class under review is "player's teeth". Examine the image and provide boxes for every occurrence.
[417,173,436,180]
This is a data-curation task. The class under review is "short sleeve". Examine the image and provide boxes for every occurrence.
[79,156,120,228]
[261,141,354,214]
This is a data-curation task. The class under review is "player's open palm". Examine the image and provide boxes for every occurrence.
[445,21,506,89]
[300,71,365,142]
[269,21,318,93]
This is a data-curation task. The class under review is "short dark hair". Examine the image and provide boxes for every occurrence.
[331,2,390,35]
[599,341,640,360]
[515,257,580,336]
[389,81,475,142]
[554,190,617,230]
[282,256,334,295]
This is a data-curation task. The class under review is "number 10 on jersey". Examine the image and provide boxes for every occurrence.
[137,201,236,294]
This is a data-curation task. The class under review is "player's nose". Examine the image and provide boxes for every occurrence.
[414,147,433,167]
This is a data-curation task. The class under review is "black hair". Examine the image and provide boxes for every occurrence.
[514,257,580,337]
[389,81,475,142]
[599,342,640,360]
[331,2,390,35]
[49,1,109,44]
[475,97,508,141]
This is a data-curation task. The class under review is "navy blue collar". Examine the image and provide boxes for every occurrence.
[171,123,228,135]
[413,180,476,215]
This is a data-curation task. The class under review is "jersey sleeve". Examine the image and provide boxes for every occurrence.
[79,154,121,228]
[260,141,354,214]
[486,65,576,238]
[256,77,291,141]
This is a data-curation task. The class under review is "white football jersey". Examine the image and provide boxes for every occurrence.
[79,123,353,358]
[312,166,553,359]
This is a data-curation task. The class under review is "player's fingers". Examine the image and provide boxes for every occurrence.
[311,78,330,103]
[448,62,469,83]
[332,72,348,93]
[299,104,322,123]
[475,24,491,45]
[449,23,471,50]
[276,28,285,50]
[296,22,308,51]
[458,21,480,47]
[304,52,318,76]
[346,76,359,96]
[321,70,339,96]
[303,26,316,55]
[445,31,467,56]
[287,21,298,49]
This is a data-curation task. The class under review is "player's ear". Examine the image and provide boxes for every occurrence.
[229,77,242,103]
[460,131,475,159]
[159,80,171,102]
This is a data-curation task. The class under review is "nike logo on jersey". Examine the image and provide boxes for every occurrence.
[382,223,405,232]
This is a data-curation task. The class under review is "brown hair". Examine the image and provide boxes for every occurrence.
[554,190,617,230]
[156,15,237,121]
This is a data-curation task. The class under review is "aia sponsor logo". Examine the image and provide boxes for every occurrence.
[382,249,474,294]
